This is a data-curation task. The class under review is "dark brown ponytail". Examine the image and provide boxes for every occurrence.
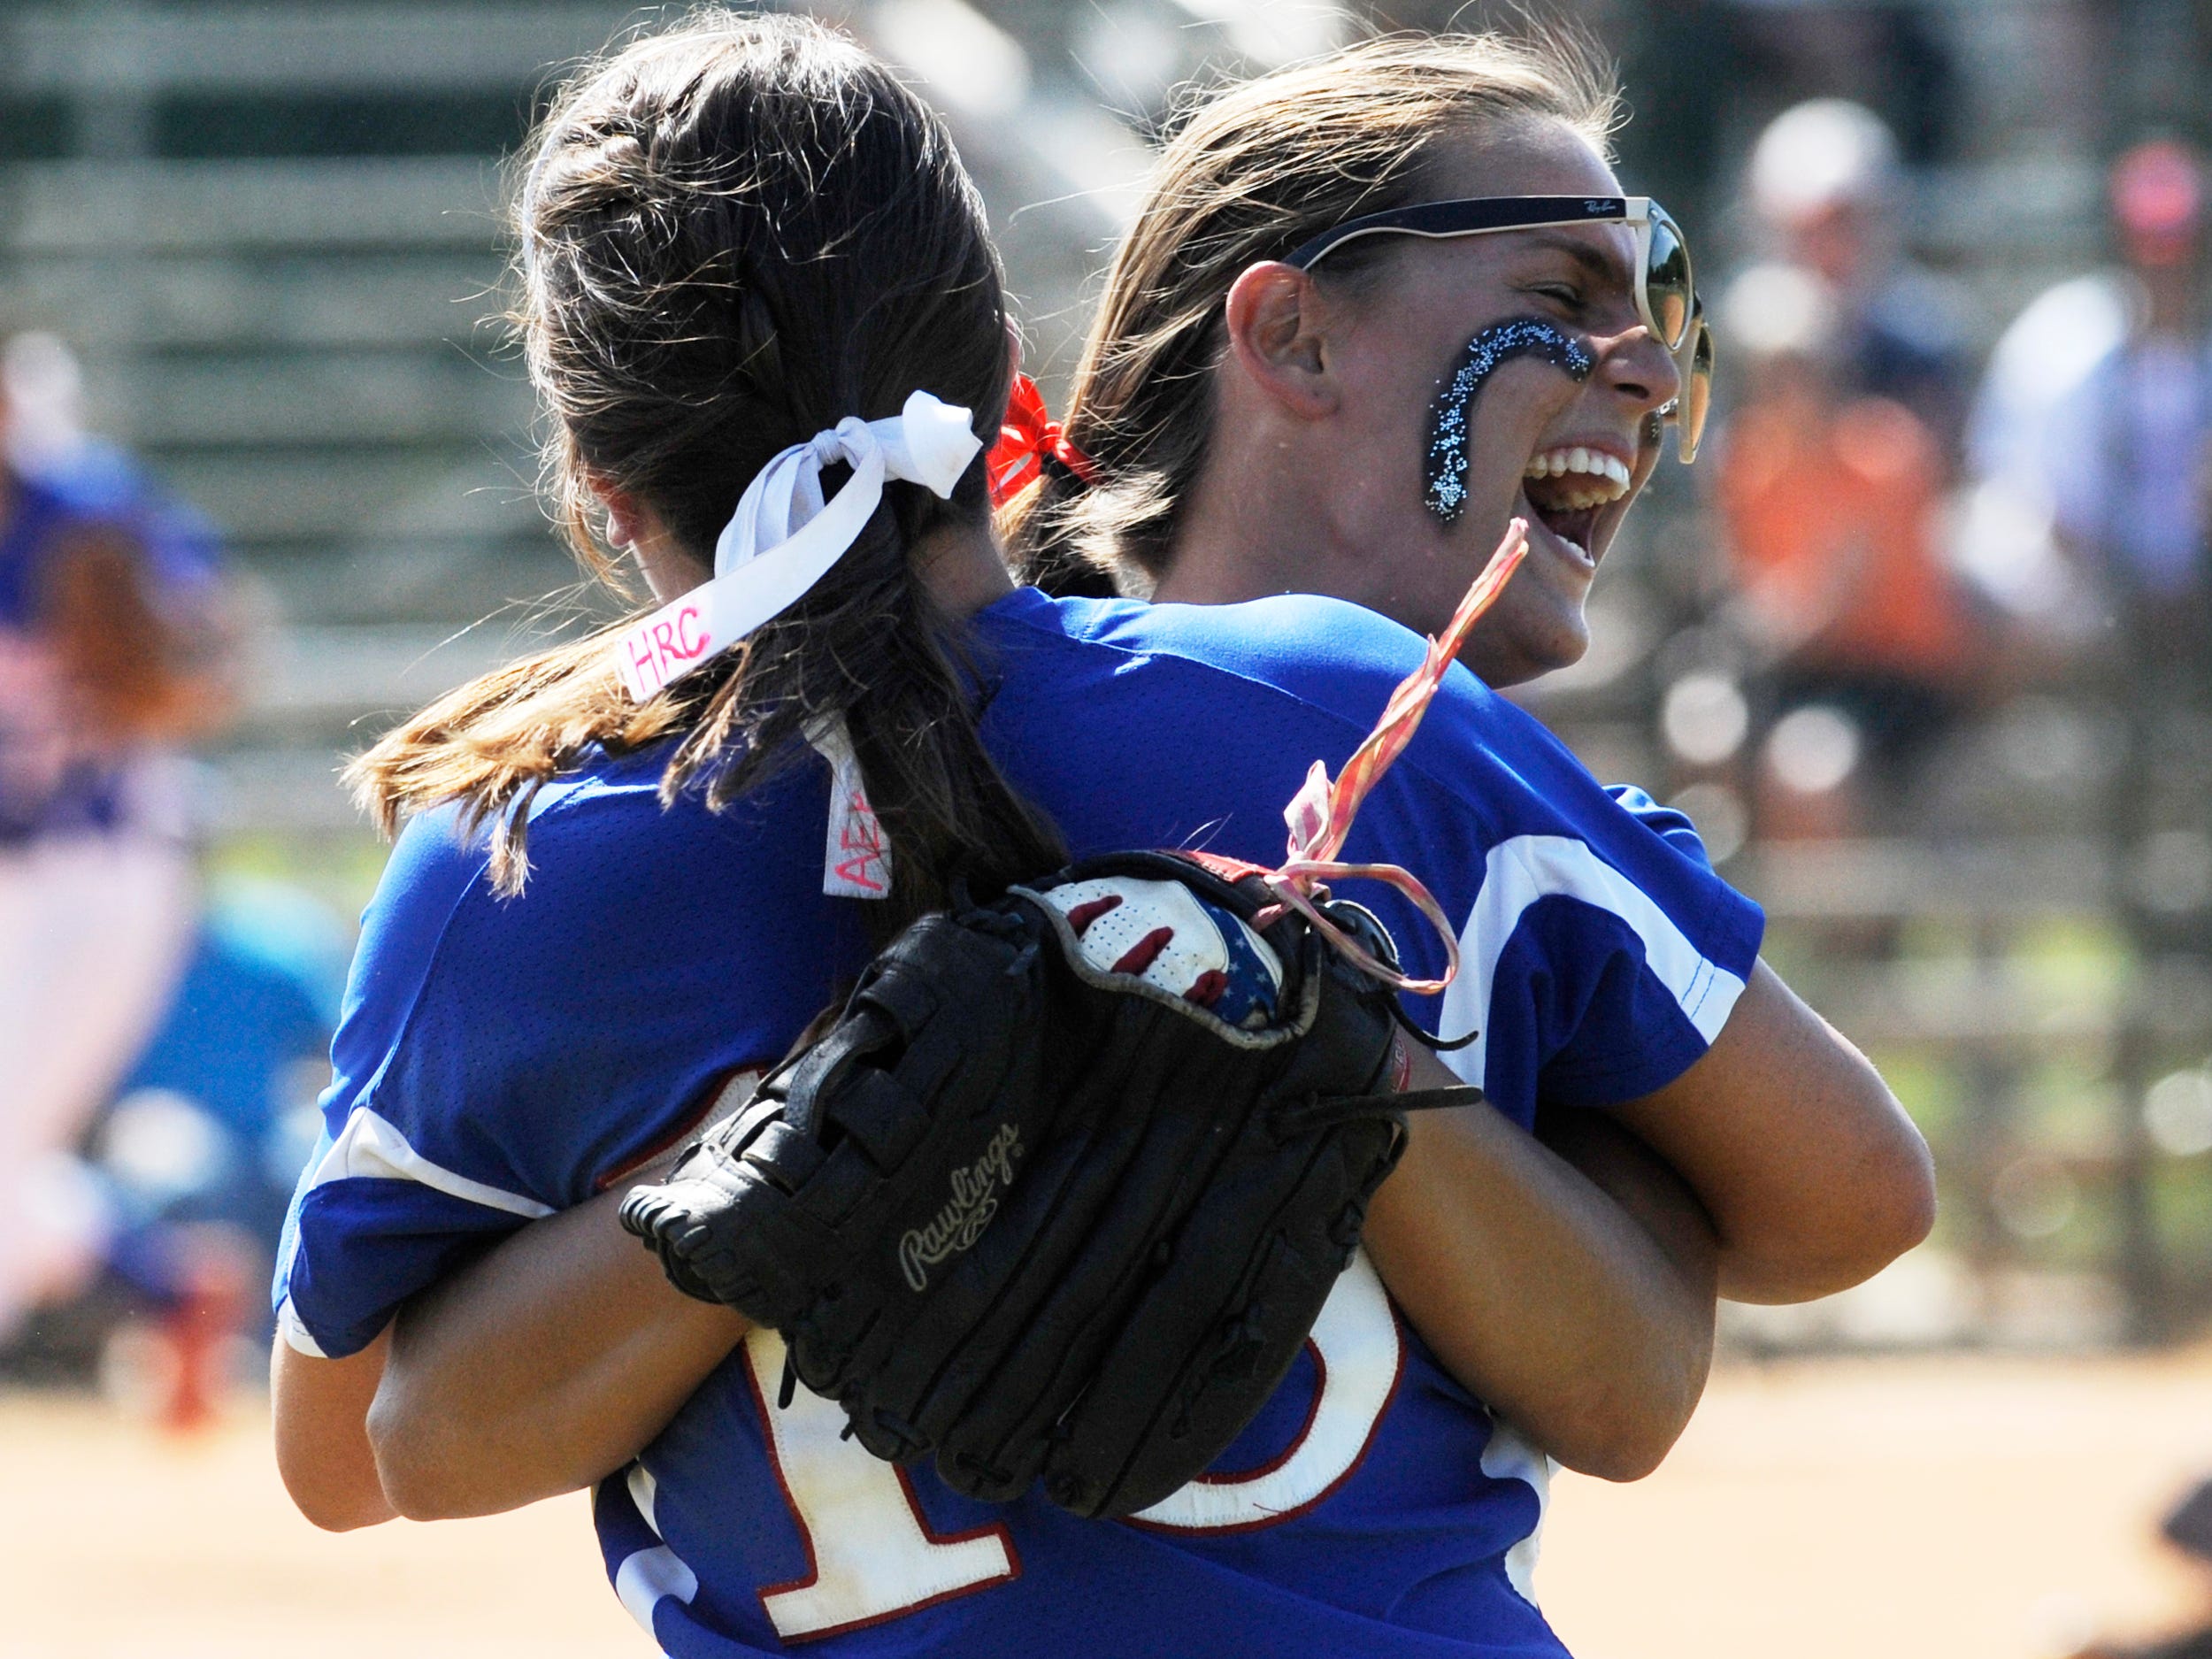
[351,8,1062,925]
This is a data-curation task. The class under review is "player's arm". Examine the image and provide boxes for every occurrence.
[364,1148,747,1522]
[271,1328,397,1531]
[367,1081,1710,1509]
[1607,958,1934,1304]
[1363,1047,1715,1483]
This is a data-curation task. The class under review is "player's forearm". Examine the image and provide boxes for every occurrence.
[1362,1054,1716,1483]
[1609,960,1936,1303]
[272,1328,399,1531]
[368,1163,746,1521]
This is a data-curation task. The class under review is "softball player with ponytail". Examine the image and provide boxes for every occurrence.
[274,14,1928,1655]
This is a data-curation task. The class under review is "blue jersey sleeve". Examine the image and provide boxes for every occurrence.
[1373,681,1763,1112]
[979,590,1763,1125]
[274,749,866,1358]
[1604,782,1713,871]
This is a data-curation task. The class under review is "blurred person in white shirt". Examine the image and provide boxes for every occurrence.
[1747,97,1976,462]
[1964,142,2212,661]
[2041,142,2212,650]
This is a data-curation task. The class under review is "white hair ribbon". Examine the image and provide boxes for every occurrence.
[611,389,981,702]
[610,389,978,901]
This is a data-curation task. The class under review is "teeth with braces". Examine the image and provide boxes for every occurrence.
[1522,446,1632,511]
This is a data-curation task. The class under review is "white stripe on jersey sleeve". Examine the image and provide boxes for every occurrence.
[272,1107,556,1356]
[303,1106,556,1220]
[1437,833,1749,1090]
[628,1463,664,1536]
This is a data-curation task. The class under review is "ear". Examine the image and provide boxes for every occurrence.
[586,472,647,552]
[1004,318,1024,383]
[1222,261,1340,421]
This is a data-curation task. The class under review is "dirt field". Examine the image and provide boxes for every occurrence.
[3,1350,2208,1657]
[1544,1349,2212,1659]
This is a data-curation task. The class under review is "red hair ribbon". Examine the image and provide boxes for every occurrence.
[987,373,1099,505]
[1257,518,1531,998]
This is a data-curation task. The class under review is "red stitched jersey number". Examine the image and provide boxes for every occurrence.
[741,1251,1402,1636]
[1125,1251,1401,1531]
[740,1331,1018,1642]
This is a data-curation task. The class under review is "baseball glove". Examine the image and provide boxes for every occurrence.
[618,849,1479,1519]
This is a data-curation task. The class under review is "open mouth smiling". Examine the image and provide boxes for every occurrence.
[1518,444,1633,566]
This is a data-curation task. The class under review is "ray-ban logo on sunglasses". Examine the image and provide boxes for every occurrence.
[898,1124,1022,1292]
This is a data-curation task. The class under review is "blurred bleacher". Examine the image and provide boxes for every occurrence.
[0,4,616,828]
[0,0,1168,833]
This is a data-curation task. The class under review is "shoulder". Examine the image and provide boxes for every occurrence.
[1602,783,1714,871]
[981,586,1440,726]
[978,584,1643,843]
[331,801,495,1071]
[361,740,840,1010]
[979,583,1716,917]
[978,586,1531,845]
[327,741,856,1198]
[351,746,719,972]
[334,743,836,1093]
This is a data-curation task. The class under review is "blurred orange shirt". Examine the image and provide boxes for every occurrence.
[1716,396,1971,680]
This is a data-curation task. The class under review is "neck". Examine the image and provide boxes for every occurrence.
[1153,407,1371,611]
[912,516,1016,618]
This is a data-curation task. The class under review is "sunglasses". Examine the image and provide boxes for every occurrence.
[1283,195,1711,465]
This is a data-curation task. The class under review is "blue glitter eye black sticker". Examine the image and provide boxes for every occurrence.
[1425,319,1594,522]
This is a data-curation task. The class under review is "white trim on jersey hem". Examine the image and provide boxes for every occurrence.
[629,1463,664,1537]
[1478,1417,1555,1607]
[305,1106,555,1220]
[615,1545,699,1639]
[1437,833,1749,1090]
[275,1296,325,1358]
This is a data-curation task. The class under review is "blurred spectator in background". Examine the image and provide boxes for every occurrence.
[1713,263,1979,836]
[1959,274,2126,646]
[1958,141,2212,662]
[1747,97,1976,461]
[2039,141,2212,657]
[7,334,229,571]
[0,329,236,1350]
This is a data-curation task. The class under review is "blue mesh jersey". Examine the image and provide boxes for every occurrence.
[277,587,1762,1658]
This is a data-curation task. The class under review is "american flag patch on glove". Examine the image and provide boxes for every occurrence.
[1036,876,1284,1031]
